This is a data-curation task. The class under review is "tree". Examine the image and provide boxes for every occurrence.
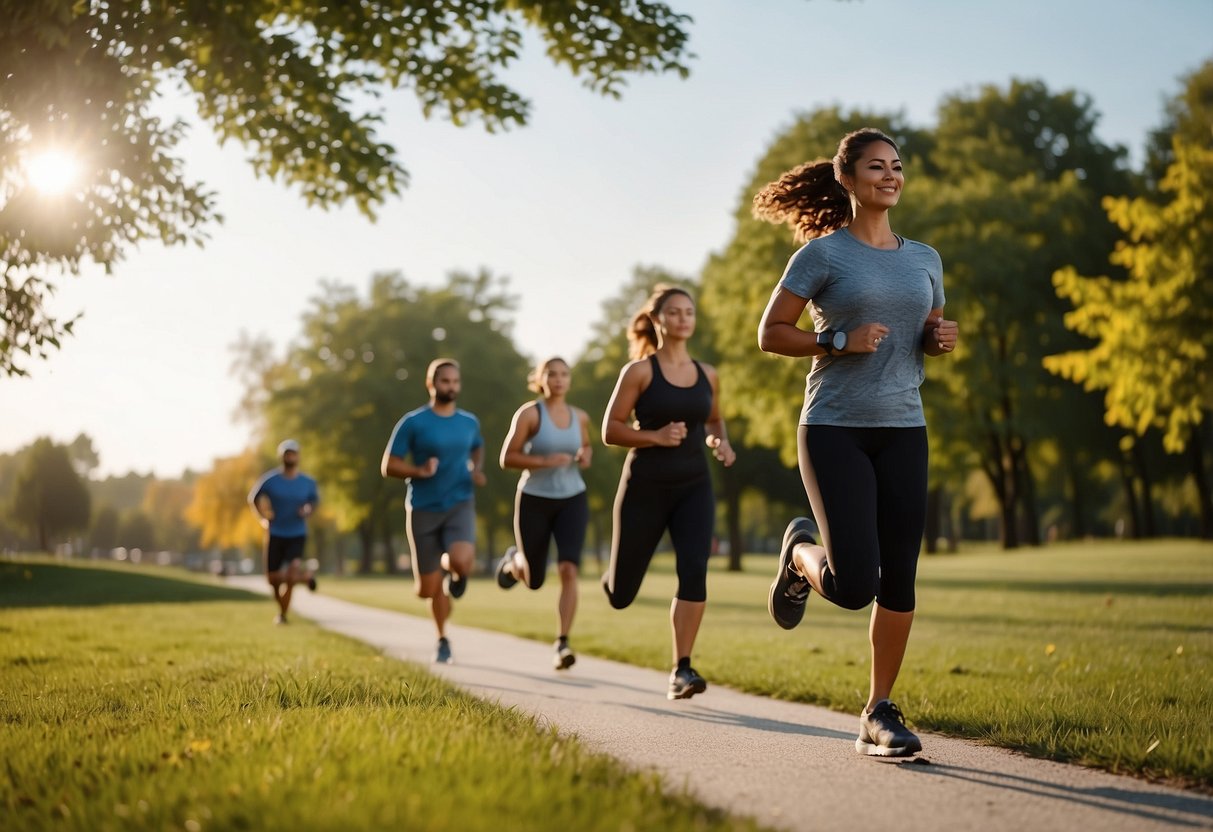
[185,450,265,552]
[1045,137,1213,536]
[901,80,1132,548]
[8,437,91,551]
[245,270,529,572]
[0,0,696,375]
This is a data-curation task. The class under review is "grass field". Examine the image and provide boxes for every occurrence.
[0,559,769,832]
[319,539,1213,789]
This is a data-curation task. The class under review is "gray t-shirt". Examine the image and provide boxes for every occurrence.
[779,226,945,428]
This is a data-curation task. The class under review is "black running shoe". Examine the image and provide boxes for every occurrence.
[768,517,817,630]
[667,665,707,700]
[307,575,318,592]
[855,700,922,757]
[444,570,467,599]
[553,640,575,670]
[434,637,453,665]
[496,547,519,590]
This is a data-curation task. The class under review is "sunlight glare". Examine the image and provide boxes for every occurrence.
[26,149,81,195]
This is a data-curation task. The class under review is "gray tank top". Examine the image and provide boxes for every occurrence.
[519,400,587,499]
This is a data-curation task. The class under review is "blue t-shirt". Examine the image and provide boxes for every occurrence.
[384,405,484,512]
[248,470,319,538]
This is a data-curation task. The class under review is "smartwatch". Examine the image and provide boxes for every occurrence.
[816,329,847,355]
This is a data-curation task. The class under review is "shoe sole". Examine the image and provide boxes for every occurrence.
[445,574,467,599]
[768,518,815,630]
[855,738,922,757]
[554,653,576,670]
[667,679,708,701]
[496,556,518,589]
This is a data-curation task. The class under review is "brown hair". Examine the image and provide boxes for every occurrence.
[426,357,459,386]
[628,285,693,360]
[751,128,900,243]
[527,356,569,394]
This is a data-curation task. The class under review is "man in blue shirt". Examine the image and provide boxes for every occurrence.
[249,439,320,624]
[381,358,486,664]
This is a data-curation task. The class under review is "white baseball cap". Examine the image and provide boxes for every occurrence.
[277,439,301,457]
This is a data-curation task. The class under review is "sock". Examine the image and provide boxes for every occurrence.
[557,635,569,645]
[677,656,691,671]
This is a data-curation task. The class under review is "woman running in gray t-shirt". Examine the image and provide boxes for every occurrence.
[754,127,959,757]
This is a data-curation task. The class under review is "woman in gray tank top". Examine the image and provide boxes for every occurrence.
[754,128,959,758]
[497,357,593,670]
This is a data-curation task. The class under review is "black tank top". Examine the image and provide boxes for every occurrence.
[625,355,713,482]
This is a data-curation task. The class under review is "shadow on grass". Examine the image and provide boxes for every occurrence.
[900,761,1213,827]
[0,562,261,609]
[918,577,1212,598]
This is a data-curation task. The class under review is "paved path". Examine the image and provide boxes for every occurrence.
[231,578,1213,832]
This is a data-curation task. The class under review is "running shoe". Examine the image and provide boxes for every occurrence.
[307,575,318,592]
[667,665,707,700]
[496,547,519,590]
[553,640,576,670]
[768,517,817,630]
[855,700,922,757]
[274,613,288,625]
[434,637,454,665]
[444,570,467,599]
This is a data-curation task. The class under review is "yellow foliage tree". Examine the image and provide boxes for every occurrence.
[185,450,266,551]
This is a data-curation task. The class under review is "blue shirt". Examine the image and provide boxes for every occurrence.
[248,470,319,538]
[385,405,484,512]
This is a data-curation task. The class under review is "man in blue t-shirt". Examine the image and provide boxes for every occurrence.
[381,358,485,664]
[249,439,320,625]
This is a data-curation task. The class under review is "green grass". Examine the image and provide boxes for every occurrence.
[322,539,1213,789]
[0,558,769,832]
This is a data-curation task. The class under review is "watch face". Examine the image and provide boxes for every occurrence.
[831,330,848,351]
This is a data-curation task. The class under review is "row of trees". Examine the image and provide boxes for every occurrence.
[4,64,1209,563]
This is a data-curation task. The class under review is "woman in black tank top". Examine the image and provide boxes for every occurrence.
[601,285,736,701]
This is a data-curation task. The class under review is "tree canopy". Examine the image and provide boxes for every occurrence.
[0,0,695,375]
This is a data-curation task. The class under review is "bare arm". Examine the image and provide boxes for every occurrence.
[500,403,570,470]
[922,307,959,356]
[470,445,487,487]
[758,286,887,356]
[602,360,686,449]
[577,407,593,469]
[701,364,736,467]
[381,451,437,481]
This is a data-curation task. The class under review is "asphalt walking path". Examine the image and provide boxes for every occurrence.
[229,577,1213,832]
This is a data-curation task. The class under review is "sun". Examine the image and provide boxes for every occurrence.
[26,149,81,196]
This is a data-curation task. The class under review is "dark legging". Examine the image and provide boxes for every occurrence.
[605,473,715,607]
[798,424,928,613]
[514,490,589,589]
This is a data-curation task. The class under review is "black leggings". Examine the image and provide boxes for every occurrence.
[798,425,928,613]
[605,473,715,607]
[514,490,589,589]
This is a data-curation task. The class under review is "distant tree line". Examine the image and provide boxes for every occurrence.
[2,62,1210,562]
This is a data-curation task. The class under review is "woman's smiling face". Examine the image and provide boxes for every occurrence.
[841,140,903,210]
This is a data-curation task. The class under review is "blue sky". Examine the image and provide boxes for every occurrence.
[3,0,1210,478]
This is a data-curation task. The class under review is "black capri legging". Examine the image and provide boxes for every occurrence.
[605,473,715,608]
[514,490,589,589]
[798,424,928,613]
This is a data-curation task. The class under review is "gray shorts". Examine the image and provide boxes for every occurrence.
[406,499,476,575]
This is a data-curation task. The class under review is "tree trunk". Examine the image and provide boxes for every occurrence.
[1015,442,1042,546]
[924,486,942,554]
[723,467,743,572]
[984,431,1019,549]
[1190,428,1213,540]
[357,519,374,574]
[1065,453,1088,539]
[1119,452,1141,539]
[1131,441,1157,538]
[380,509,396,574]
